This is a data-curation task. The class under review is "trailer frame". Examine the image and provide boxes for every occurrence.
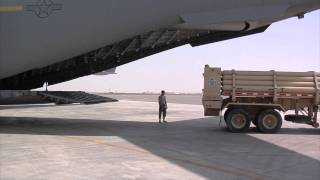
[202,65,319,133]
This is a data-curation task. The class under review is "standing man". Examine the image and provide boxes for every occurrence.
[158,90,168,123]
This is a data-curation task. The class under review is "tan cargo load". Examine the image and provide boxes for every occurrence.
[202,65,319,133]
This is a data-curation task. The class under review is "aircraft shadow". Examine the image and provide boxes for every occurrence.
[0,117,319,179]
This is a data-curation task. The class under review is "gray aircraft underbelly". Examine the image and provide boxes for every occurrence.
[0,0,319,87]
[0,0,179,79]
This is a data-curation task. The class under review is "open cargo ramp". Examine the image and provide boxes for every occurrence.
[0,91,117,105]
[38,91,118,105]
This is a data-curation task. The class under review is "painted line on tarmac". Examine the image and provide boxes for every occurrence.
[64,136,266,180]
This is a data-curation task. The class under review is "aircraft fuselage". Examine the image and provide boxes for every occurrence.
[0,0,319,88]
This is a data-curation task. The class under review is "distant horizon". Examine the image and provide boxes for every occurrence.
[32,90,203,94]
[98,91,202,94]
[36,10,320,93]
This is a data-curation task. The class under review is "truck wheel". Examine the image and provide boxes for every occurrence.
[257,109,282,133]
[252,110,262,128]
[225,109,251,133]
[224,108,233,123]
[223,108,233,130]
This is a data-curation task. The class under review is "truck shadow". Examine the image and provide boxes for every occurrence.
[0,116,319,179]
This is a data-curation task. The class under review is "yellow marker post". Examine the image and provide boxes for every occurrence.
[0,5,23,12]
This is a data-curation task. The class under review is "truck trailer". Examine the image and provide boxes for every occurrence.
[202,65,319,133]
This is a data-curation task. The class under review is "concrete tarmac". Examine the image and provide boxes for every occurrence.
[0,97,319,180]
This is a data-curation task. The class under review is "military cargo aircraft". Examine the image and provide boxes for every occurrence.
[0,0,319,90]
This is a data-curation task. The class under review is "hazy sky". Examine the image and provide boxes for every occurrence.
[42,10,320,93]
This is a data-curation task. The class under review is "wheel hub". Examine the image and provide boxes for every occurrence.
[262,114,277,129]
[231,114,246,129]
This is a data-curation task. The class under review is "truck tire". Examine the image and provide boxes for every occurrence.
[224,108,233,121]
[223,108,233,130]
[225,109,251,133]
[252,110,263,128]
[257,109,282,133]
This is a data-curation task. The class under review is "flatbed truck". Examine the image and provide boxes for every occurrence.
[202,65,319,133]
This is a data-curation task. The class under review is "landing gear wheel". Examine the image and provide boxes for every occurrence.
[257,109,282,133]
[225,109,251,133]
